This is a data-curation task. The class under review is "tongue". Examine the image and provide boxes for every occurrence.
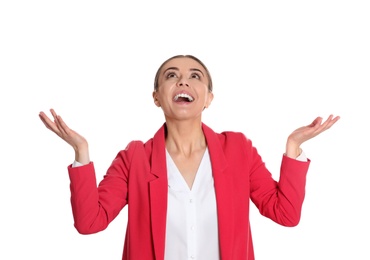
[176,97,190,102]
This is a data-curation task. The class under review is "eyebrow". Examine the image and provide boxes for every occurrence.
[163,67,205,76]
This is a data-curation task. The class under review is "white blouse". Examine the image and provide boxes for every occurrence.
[164,148,220,260]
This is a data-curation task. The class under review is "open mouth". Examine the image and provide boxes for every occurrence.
[173,93,194,102]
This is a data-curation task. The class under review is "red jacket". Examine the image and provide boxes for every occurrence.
[68,123,310,260]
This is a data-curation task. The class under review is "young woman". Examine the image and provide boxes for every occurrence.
[39,54,340,260]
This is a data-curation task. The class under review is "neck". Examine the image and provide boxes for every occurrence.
[165,119,206,157]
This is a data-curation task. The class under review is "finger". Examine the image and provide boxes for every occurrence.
[321,115,340,131]
[57,115,72,136]
[306,117,323,135]
[304,115,332,138]
[309,117,323,128]
[50,109,67,135]
[39,112,60,134]
[314,115,339,134]
[39,118,62,138]
[39,113,53,131]
[50,108,57,120]
[318,114,333,129]
[330,115,341,123]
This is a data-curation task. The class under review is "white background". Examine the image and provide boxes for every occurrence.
[1,1,369,259]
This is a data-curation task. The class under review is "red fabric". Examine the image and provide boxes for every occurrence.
[68,123,310,260]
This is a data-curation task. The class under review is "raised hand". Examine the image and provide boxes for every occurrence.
[39,109,90,164]
[285,114,340,158]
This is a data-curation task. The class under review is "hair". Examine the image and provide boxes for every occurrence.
[153,54,213,93]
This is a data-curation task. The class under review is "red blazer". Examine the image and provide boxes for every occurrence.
[68,123,310,260]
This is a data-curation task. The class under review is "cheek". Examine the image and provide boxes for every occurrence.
[154,90,171,105]
[158,84,175,97]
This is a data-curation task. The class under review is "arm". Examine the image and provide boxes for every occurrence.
[250,114,340,226]
[68,151,129,234]
[39,108,130,233]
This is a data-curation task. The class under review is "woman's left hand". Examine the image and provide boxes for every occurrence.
[285,114,340,158]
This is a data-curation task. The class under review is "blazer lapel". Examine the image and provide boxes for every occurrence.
[203,123,234,259]
[148,124,168,260]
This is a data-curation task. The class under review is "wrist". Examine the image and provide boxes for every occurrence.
[74,144,90,165]
[285,140,302,159]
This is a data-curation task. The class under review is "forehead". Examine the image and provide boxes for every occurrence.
[161,57,206,72]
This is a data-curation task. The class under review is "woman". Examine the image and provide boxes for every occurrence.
[39,54,340,260]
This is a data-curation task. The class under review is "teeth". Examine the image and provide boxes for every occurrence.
[174,93,194,102]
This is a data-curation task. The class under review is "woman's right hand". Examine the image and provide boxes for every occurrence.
[39,108,90,165]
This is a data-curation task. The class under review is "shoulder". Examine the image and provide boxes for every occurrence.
[114,140,147,161]
[219,131,254,153]
[114,124,166,162]
[209,126,253,147]
[219,130,249,142]
[203,123,254,152]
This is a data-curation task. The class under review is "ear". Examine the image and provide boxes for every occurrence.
[152,91,161,107]
[204,91,214,109]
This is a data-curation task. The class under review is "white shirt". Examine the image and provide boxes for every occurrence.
[164,148,220,260]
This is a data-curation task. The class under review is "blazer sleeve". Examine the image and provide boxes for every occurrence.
[245,134,310,227]
[68,141,137,234]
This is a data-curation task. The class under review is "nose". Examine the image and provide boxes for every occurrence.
[177,76,189,87]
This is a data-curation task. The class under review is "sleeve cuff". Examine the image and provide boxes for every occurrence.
[72,160,85,168]
[295,150,307,162]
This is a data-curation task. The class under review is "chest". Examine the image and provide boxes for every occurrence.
[167,149,206,189]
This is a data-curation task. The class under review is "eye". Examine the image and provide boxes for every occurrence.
[190,73,201,79]
[166,72,177,78]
